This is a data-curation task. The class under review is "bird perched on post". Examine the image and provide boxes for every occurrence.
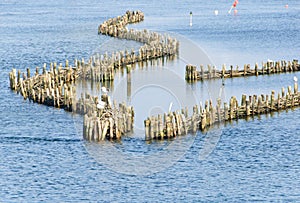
[101,86,109,93]
[293,76,298,83]
[97,100,106,109]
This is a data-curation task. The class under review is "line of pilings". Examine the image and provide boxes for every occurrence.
[185,59,299,81]
[68,10,179,83]
[93,10,179,77]
[9,62,78,110]
[8,61,134,141]
[11,10,300,143]
[144,82,299,140]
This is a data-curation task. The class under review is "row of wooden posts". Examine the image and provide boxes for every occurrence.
[185,59,299,81]
[8,60,135,140]
[69,11,179,84]
[75,56,115,83]
[9,10,300,142]
[8,62,78,111]
[144,82,299,140]
[89,10,179,81]
[98,10,145,38]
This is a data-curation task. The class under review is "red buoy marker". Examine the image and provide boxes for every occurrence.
[228,0,239,14]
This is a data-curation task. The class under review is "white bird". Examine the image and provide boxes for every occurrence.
[294,76,298,82]
[101,86,108,93]
[97,100,106,109]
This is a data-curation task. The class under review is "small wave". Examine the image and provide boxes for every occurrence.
[0,11,52,17]
[0,136,81,143]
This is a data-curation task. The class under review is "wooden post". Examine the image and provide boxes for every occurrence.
[282,87,285,97]
[294,82,298,94]
[200,65,204,80]
[212,66,216,78]
[265,95,269,112]
[241,94,246,106]
[208,65,212,79]
[288,86,292,95]
[27,68,30,78]
[252,95,256,115]
[175,112,181,136]
[222,64,226,79]
[180,113,186,135]
[185,65,190,80]
[158,114,164,139]
[166,115,171,138]
[229,97,234,119]
[102,120,109,140]
[109,117,114,139]
[266,61,270,74]
[43,63,46,74]
[277,93,281,110]
[35,67,39,76]
[255,63,258,76]
[257,95,262,114]
[17,69,21,84]
[233,96,238,118]
[200,109,206,130]
[191,114,197,133]
[171,113,177,136]
[83,115,88,140]
[246,100,250,116]
[224,102,229,121]
[270,90,275,110]
[97,119,103,141]
[193,65,198,80]
[216,98,222,122]
[209,100,215,125]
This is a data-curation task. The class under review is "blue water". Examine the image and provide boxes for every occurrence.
[1,0,300,202]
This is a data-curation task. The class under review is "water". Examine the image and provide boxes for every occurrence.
[1,0,300,201]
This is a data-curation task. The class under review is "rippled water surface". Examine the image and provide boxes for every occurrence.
[0,0,300,202]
